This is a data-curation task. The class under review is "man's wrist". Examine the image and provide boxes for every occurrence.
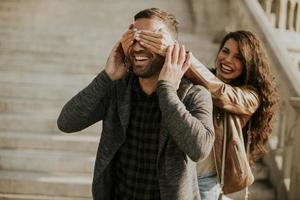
[104,68,117,81]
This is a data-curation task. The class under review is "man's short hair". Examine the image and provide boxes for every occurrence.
[134,8,179,39]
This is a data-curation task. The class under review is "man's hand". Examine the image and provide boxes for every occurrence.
[135,29,174,56]
[158,42,191,89]
[105,41,128,81]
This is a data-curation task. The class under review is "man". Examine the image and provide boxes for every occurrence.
[57,8,214,200]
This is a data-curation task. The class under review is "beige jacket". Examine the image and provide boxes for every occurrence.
[185,57,261,178]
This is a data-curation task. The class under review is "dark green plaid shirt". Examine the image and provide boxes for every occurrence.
[114,77,161,200]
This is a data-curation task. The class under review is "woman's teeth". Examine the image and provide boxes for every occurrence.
[221,64,232,71]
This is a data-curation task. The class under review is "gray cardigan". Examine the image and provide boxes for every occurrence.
[57,70,214,200]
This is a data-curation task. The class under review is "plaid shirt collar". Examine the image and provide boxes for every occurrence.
[132,75,158,98]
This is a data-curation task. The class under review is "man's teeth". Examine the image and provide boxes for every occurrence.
[221,64,232,71]
[135,56,148,61]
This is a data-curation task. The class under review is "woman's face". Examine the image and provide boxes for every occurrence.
[215,38,244,83]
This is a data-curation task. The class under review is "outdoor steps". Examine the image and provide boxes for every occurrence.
[0,72,95,101]
[0,32,110,74]
[0,97,64,113]
[0,170,91,198]
[0,0,193,198]
[0,194,90,200]
[0,71,95,86]
[0,149,95,173]
[0,82,79,100]
[0,131,99,153]
[0,0,193,76]
[0,0,276,199]
[179,31,219,68]
[0,112,101,134]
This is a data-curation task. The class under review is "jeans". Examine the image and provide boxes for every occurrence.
[198,173,220,200]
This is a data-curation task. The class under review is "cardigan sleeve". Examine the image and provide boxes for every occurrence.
[57,70,113,133]
[157,80,215,162]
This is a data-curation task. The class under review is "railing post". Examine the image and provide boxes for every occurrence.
[278,102,287,149]
[278,0,288,30]
[288,1,297,30]
[296,0,300,32]
[267,0,274,18]
[289,97,300,200]
[260,0,275,21]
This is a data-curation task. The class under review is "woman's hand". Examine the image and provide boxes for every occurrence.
[135,29,174,56]
[121,24,135,57]
[158,42,191,89]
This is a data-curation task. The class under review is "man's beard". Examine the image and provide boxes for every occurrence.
[131,55,165,78]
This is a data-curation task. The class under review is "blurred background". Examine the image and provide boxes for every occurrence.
[0,0,299,199]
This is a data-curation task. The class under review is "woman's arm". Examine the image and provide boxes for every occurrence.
[185,54,261,116]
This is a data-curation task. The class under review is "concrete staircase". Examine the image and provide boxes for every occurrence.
[0,0,276,199]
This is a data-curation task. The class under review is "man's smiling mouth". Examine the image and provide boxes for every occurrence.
[134,56,149,61]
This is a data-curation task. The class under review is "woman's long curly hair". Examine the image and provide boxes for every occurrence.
[217,30,279,165]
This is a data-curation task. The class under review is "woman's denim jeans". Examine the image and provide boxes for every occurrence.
[197,173,220,200]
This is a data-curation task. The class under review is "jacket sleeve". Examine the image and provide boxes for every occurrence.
[185,57,261,116]
[57,70,113,133]
[157,80,215,162]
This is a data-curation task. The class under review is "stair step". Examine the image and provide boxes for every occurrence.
[0,0,193,31]
[0,112,101,135]
[0,97,63,113]
[0,149,95,173]
[275,29,300,53]
[0,71,95,86]
[0,46,108,67]
[179,32,219,68]
[0,193,90,200]
[227,181,275,200]
[0,31,113,55]
[0,82,80,100]
[0,131,99,152]
[0,170,92,197]
[0,58,101,74]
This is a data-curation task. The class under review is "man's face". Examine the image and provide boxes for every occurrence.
[128,18,166,78]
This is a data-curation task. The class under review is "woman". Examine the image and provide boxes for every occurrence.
[187,31,278,199]
[124,30,278,199]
